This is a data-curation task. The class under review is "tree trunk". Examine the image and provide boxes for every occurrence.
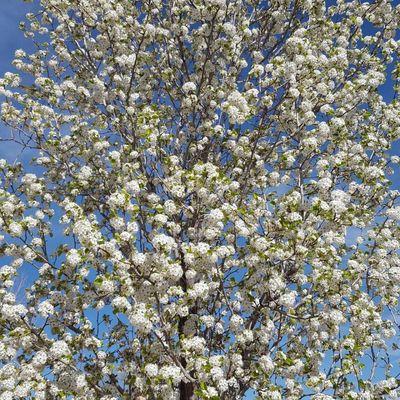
[179,380,194,400]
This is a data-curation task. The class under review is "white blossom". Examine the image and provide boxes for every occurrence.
[50,341,70,359]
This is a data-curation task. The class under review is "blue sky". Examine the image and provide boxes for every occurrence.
[0,2,32,79]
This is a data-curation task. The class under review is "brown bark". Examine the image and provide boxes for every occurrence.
[179,380,194,400]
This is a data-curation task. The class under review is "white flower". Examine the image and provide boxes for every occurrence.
[329,309,345,325]
[287,212,302,222]
[32,351,48,367]
[8,222,23,237]
[0,391,14,400]
[132,252,146,265]
[108,192,125,208]
[230,314,243,330]
[152,233,176,251]
[144,363,159,377]
[330,189,350,214]
[78,166,92,180]
[50,341,70,358]
[209,208,224,222]
[386,206,400,220]
[331,117,345,128]
[222,22,236,36]
[259,355,274,373]
[112,296,131,311]
[38,300,54,317]
[164,200,177,215]
[182,336,206,354]
[125,180,140,195]
[66,249,81,266]
[109,151,120,161]
[317,177,332,191]
[182,81,196,93]
[99,279,115,294]
[159,365,182,385]
[189,281,209,299]
[110,216,125,230]
[279,291,296,308]
[196,242,210,255]
[222,90,250,124]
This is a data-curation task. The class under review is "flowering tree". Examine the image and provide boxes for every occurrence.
[2,0,400,399]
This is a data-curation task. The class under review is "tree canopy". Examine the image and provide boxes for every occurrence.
[1,0,400,399]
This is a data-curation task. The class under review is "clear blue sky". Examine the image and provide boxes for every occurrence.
[0,2,33,78]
